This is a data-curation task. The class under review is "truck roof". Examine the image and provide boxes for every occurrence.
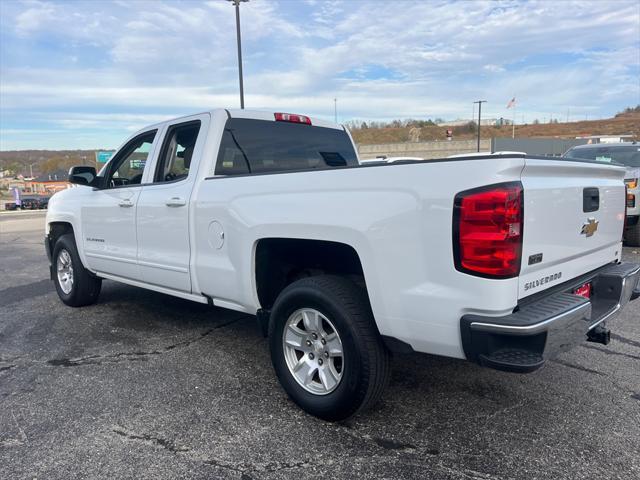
[144,109,344,132]
[569,142,638,150]
[226,109,344,130]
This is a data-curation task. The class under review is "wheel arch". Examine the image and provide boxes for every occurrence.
[254,237,368,311]
[48,221,74,244]
[46,216,92,273]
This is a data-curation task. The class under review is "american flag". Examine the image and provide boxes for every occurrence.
[506,97,516,109]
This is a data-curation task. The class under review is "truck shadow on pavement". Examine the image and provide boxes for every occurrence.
[87,281,566,418]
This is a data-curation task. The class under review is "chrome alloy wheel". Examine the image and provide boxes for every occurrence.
[282,308,344,395]
[56,249,74,294]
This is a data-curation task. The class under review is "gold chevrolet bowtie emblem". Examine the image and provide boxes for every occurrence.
[581,218,599,237]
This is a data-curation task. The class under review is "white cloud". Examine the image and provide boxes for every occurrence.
[14,1,56,36]
[1,0,638,149]
[484,64,505,73]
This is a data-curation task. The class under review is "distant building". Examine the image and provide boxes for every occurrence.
[574,134,635,144]
[26,169,70,194]
[0,177,26,194]
[437,119,472,127]
[437,118,512,127]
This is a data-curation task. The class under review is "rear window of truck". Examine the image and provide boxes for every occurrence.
[214,118,358,175]
[565,145,640,167]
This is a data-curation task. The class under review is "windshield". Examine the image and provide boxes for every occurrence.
[565,145,640,167]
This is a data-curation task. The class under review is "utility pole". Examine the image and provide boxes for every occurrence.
[227,0,248,109]
[334,98,337,123]
[473,100,487,152]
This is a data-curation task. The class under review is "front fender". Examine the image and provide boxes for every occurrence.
[46,189,93,273]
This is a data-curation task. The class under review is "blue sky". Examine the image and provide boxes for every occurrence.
[0,0,639,150]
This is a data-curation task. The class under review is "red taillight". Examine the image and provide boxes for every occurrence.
[624,185,628,235]
[453,182,523,278]
[274,112,312,125]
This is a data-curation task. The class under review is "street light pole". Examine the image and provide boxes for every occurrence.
[227,0,248,109]
[473,100,487,152]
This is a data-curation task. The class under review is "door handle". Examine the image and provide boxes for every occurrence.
[166,196,186,207]
[118,199,134,208]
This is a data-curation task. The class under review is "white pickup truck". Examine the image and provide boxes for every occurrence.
[45,109,640,420]
[564,142,640,246]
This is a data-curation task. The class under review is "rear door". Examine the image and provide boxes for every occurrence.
[136,113,209,292]
[518,158,626,298]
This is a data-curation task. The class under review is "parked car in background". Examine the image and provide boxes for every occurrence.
[18,195,50,210]
[2,196,49,211]
[21,198,39,210]
[45,109,639,420]
[565,142,640,246]
[37,196,50,209]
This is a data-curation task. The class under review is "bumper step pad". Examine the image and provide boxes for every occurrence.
[479,348,544,373]
[460,293,587,373]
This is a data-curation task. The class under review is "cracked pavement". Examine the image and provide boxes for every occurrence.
[1,212,640,479]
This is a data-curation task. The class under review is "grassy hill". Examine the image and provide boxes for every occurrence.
[0,150,102,178]
[351,111,640,145]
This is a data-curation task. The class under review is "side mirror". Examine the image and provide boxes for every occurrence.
[68,166,97,187]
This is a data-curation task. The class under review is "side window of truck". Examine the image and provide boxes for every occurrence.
[153,121,201,183]
[104,131,156,188]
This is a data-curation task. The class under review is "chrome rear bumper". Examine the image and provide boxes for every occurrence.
[460,262,640,373]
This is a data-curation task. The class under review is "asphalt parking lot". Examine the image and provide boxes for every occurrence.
[1,211,639,480]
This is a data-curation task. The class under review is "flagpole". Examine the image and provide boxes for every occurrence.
[512,102,516,139]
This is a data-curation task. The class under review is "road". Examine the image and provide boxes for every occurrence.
[1,211,639,480]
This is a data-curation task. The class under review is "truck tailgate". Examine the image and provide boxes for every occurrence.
[519,158,626,299]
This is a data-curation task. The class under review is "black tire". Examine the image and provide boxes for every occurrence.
[625,221,640,247]
[52,233,102,307]
[269,275,390,421]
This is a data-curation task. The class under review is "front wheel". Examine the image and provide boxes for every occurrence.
[269,275,390,421]
[52,233,102,307]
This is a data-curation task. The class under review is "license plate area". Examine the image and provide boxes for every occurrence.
[573,281,592,299]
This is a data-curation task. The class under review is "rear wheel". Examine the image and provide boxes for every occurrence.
[625,221,640,247]
[269,275,390,421]
[52,233,102,307]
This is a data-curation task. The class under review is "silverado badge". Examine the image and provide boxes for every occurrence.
[581,218,599,237]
